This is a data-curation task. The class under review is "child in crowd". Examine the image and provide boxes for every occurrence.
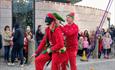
[103,32,112,59]
[83,37,89,57]
[98,34,103,59]
[87,31,95,59]
[78,36,84,56]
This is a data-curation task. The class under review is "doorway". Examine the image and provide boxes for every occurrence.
[12,0,35,33]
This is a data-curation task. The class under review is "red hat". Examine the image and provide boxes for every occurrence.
[67,12,75,19]
[47,13,56,20]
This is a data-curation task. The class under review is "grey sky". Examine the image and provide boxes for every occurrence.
[75,0,115,25]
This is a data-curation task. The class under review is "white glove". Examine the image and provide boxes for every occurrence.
[59,47,66,53]
[47,48,51,53]
[63,47,66,51]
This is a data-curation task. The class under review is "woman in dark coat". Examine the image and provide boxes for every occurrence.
[35,25,44,48]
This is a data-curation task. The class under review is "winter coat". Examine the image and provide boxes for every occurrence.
[35,29,44,44]
[3,31,12,46]
[98,38,103,52]
[103,37,112,49]
[83,40,89,49]
[13,25,24,48]
[78,36,83,50]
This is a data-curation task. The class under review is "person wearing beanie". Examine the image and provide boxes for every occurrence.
[67,12,75,19]
[61,12,79,70]
[32,13,67,70]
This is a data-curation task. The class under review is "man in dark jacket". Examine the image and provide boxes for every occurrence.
[10,23,24,66]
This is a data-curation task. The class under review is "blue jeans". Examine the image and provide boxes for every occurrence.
[4,45,10,62]
[11,44,24,65]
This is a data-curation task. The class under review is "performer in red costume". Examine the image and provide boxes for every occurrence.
[32,13,67,70]
[61,12,79,70]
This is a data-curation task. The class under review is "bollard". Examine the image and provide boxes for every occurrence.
[80,50,88,61]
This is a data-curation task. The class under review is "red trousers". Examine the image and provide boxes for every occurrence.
[35,52,67,70]
[61,48,77,70]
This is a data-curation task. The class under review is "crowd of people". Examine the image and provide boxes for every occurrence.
[0,12,115,70]
[78,25,115,59]
[0,24,36,66]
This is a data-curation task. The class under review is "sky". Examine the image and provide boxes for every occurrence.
[75,0,115,25]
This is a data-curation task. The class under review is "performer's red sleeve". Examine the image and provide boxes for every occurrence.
[35,34,47,54]
[51,28,64,51]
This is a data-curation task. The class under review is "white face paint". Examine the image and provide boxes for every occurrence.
[26,26,31,32]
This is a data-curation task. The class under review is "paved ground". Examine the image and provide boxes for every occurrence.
[0,56,115,70]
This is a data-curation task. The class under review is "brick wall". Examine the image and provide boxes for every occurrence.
[35,1,111,32]
[0,0,12,33]
[35,1,75,33]
[0,1,110,33]
[75,5,111,31]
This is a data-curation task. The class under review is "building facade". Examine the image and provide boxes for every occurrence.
[0,0,111,33]
[0,0,111,56]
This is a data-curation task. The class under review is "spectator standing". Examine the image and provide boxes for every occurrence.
[103,32,112,59]
[83,37,89,57]
[87,31,95,58]
[109,25,115,56]
[23,33,28,64]
[10,23,24,66]
[3,25,12,64]
[89,31,95,51]
[78,36,84,56]
[84,30,90,45]
[24,26,33,64]
[35,25,44,48]
[98,34,103,59]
